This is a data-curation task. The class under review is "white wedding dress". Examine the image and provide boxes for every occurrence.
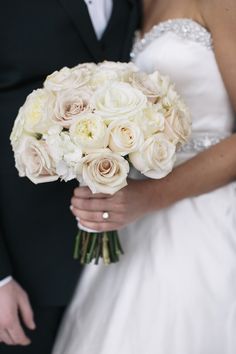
[53,19,236,354]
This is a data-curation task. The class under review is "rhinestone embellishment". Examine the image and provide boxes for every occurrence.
[178,133,229,153]
[131,19,213,59]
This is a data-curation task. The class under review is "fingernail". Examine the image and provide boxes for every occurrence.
[30,322,36,330]
[70,205,73,211]
[76,217,80,221]
[22,339,31,346]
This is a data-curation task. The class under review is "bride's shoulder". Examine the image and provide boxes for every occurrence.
[200,0,236,32]
[199,0,236,109]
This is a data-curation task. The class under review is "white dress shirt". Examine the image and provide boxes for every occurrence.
[0,0,113,289]
[83,0,113,39]
[0,276,13,287]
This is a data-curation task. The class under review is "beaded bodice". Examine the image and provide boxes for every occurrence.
[131,19,234,158]
[131,19,212,59]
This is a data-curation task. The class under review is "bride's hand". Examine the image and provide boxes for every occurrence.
[70,179,155,231]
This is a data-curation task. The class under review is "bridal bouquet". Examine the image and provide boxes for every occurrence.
[10,61,191,265]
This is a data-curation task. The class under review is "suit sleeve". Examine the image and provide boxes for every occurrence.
[0,233,12,280]
[137,0,143,29]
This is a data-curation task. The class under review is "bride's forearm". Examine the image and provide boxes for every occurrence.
[149,133,236,211]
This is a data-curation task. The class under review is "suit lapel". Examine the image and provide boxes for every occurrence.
[121,0,141,61]
[102,0,136,41]
[101,0,140,62]
[58,0,141,62]
[58,0,104,61]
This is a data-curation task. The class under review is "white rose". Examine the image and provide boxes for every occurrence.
[14,136,58,184]
[21,89,56,135]
[148,71,172,97]
[137,102,165,138]
[98,61,139,82]
[129,133,176,179]
[69,113,108,152]
[98,61,139,72]
[161,90,179,116]
[89,67,120,90]
[53,88,92,128]
[163,100,192,146]
[92,82,147,123]
[73,62,97,72]
[10,107,27,149]
[108,119,144,155]
[80,149,129,194]
[44,66,90,91]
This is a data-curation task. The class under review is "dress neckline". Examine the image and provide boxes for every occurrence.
[140,18,210,40]
[131,18,213,59]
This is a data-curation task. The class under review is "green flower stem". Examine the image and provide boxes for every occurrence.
[108,232,115,263]
[102,232,111,265]
[73,229,82,259]
[95,233,103,265]
[86,233,98,264]
[81,232,90,264]
[116,232,124,255]
[73,229,124,265]
[114,232,121,256]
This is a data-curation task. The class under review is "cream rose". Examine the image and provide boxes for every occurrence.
[70,113,108,152]
[108,119,144,155]
[44,66,91,91]
[148,71,172,97]
[80,149,129,194]
[73,62,97,72]
[21,89,55,135]
[10,107,27,149]
[98,61,139,73]
[15,136,58,184]
[129,133,176,179]
[163,101,191,146]
[130,71,161,102]
[53,88,92,128]
[92,82,147,122]
[136,102,165,138]
[98,61,139,82]
[89,64,121,89]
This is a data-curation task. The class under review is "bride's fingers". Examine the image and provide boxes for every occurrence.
[79,219,122,232]
[71,197,120,213]
[74,186,91,198]
[74,187,111,199]
[73,209,122,223]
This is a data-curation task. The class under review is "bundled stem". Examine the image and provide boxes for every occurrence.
[73,230,124,265]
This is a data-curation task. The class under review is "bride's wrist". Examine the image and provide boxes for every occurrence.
[140,179,168,213]
[147,174,179,212]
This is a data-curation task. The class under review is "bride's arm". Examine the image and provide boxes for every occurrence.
[70,132,236,232]
[201,0,236,108]
[70,1,236,232]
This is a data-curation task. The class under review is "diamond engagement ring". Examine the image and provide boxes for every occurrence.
[102,211,110,220]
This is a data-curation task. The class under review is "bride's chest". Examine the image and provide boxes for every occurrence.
[131,19,234,133]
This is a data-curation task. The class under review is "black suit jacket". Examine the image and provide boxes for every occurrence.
[0,0,141,305]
